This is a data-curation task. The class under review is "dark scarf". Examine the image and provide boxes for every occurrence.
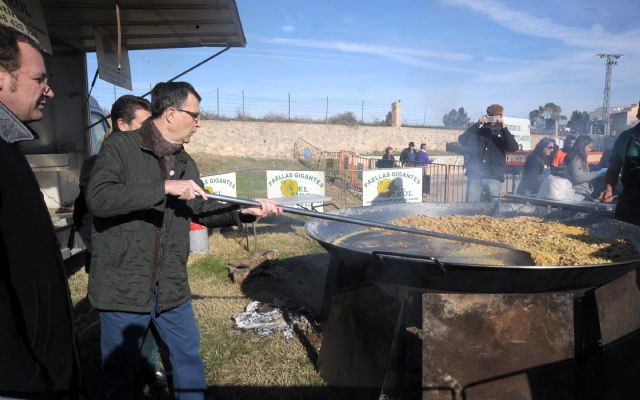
[149,121,183,175]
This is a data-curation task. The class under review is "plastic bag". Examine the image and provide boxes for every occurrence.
[536,175,576,202]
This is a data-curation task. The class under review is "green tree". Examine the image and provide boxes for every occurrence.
[529,105,544,126]
[456,107,470,128]
[567,111,590,134]
[542,102,562,119]
[529,103,565,127]
[328,111,358,126]
[442,107,470,128]
[384,111,392,126]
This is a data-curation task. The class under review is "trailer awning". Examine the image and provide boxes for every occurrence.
[41,0,246,51]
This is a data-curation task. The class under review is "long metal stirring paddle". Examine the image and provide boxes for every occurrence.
[202,193,535,265]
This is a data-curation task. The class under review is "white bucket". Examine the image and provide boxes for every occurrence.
[189,222,209,255]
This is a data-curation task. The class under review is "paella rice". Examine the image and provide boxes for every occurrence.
[392,215,639,266]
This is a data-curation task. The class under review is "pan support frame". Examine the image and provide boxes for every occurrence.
[317,260,640,400]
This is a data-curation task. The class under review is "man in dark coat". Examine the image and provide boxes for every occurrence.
[458,104,519,202]
[399,141,416,166]
[86,81,282,399]
[0,26,82,398]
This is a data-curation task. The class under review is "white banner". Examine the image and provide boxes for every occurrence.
[95,30,133,90]
[503,117,531,151]
[201,172,237,197]
[266,170,325,209]
[362,168,423,206]
[0,0,51,54]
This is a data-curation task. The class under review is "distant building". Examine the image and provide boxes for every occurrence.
[610,103,639,135]
[590,106,623,121]
[589,105,628,135]
[390,101,402,128]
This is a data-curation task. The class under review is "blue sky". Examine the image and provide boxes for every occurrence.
[87,0,640,125]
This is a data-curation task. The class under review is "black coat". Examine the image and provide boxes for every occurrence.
[0,131,81,396]
[517,154,546,195]
[459,123,519,182]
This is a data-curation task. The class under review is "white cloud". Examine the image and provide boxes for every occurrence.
[259,36,478,74]
[262,37,471,61]
[441,0,640,54]
[479,51,599,84]
[281,25,295,32]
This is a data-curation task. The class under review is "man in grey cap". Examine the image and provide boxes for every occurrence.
[458,104,519,202]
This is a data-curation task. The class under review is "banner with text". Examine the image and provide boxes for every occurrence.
[201,172,237,197]
[266,170,325,209]
[0,0,51,53]
[503,117,531,151]
[362,168,423,206]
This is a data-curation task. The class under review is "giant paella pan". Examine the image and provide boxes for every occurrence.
[305,201,640,293]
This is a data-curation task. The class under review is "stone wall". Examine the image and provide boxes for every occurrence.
[186,120,463,158]
[186,120,549,159]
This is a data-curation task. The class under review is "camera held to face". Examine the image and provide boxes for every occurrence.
[485,115,498,124]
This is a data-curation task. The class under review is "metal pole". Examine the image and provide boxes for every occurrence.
[361,100,364,123]
[288,92,291,120]
[242,90,245,118]
[86,68,99,101]
[87,47,231,131]
[217,88,220,118]
[326,96,329,124]
[140,47,230,98]
[423,105,427,126]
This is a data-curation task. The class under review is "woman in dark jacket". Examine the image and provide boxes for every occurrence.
[517,138,555,195]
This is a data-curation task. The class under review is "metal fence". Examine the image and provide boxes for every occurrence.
[293,137,524,205]
[216,166,523,209]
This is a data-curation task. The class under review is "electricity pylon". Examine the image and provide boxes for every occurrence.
[598,54,622,136]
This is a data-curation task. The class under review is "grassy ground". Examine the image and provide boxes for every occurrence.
[67,156,367,399]
[194,155,301,199]
[68,219,335,399]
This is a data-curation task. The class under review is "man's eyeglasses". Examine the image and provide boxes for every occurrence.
[177,109,200,120]
[15,70,51,93]
[545,145,555,149]
[34,75,48,87]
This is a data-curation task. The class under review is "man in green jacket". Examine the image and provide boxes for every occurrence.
[599,102,640,225]
[87,81,281,400]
